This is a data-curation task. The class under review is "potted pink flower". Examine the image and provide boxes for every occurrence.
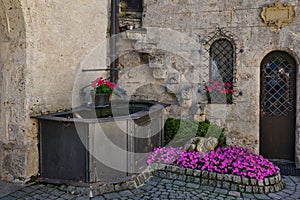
[205,80,234,104]
[90,77,116,106]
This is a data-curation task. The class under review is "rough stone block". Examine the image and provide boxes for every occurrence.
[149,163,158,170]
[264,177,270,186]
[258,180,264,187]
[166,165,173,172]
[250,178,257,186]
[242,177,249,185]
[217,173,224,181]
[194,114,206,122]
[152,170,159,176]
[158,163,166,170]
[209,172,217,180]
[137,174,145,185]
[245,186,252,193]
[193,169,202,177]
[158,171,167,178]
[99,184,114,194]
[275,174,280,184]
[238,185,245,192]
[166,172,173,179]
[201,178,209,186]
[152,68,167,79]
[268,186,275,193]
[186,176,194,183]
[169,172,179,180]
[224,174,233,182]
[252,186,259,193]
[208,179,217,187]
[216,180,222,188]
[125,181,137,190]
[171,166,179,173]
[269,176,275,185]
[228,191,241,197]
[222,182,231,190]
[186,168,194,176]
[194,177,201,184]
[177,175,186,181]
[202,171,209,179]
[231,184,238,191]
[233,175,242,184]
[258,187,264,194]
[179,168,186,175]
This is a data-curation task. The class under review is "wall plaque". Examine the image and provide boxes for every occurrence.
[261,2,296,30]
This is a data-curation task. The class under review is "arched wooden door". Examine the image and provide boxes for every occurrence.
[260,51,296,161]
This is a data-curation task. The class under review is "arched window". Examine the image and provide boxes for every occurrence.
[208,39,235,104]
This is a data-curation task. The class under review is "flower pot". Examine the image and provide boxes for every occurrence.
[90,92,110,106]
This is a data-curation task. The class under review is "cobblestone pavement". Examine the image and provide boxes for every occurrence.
[1,175,300,200]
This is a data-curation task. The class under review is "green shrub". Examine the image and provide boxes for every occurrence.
[164,118,226,148]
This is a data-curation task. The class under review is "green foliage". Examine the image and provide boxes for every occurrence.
[164,118,226,148]
[197,119,210,137]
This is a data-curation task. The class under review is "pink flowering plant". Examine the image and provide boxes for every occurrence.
[147,146,184,165]
[199,146,280,181]
[91,77,115,94]
[205,80,234,103]
[147,145,280,181]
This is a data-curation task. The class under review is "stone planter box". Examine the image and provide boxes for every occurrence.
[148,163,285,194]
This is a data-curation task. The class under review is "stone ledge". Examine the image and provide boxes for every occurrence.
[148,163,285,194]
[121,29,147,41]
[57,172,152,197]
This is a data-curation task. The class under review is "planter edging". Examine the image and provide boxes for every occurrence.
[148,163,285,194]
[56,172,153,197]
[52,163,284,196]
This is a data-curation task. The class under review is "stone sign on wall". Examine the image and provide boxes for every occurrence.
[261,2,296,30]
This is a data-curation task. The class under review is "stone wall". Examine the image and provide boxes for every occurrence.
[0,0,108,182]
[0,0,299,183]
[118,0,300,166]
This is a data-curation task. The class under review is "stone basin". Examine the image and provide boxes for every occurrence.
[32,100,168,185]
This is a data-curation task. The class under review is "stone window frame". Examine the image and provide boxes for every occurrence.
[209,38,235,104]
[201,28,238,105]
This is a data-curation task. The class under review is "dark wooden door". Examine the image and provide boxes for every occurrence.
[260,51,296,161]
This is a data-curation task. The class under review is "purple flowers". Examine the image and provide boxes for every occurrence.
[199,146,280,181]
[147,145,280,181]
[147,146,184,164]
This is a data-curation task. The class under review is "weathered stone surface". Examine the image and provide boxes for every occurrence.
[251,178,258,186]
[233,175,242,184]
[202,171,209,179]
[1,0,300,184]
[100,184,115,194]
[184,137,218,153]
[0,0,109,182]
[152,68,167,79]
[242,177,249,185]
[246,185,252,193]
[193,169,202,177]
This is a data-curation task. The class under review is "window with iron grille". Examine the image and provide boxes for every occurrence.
[207,39,235,104]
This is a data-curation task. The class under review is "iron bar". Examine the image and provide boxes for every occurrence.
[110,0,120,84]
[82,68,121,72]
